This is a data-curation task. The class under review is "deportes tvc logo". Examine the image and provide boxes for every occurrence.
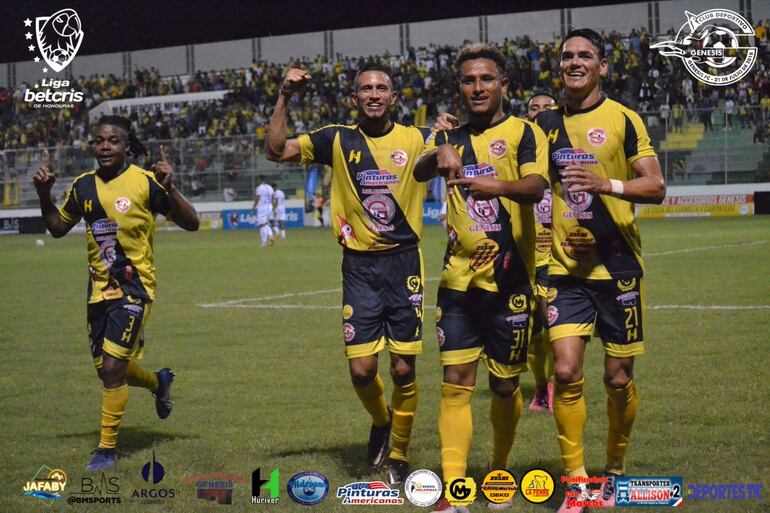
[22,8,85,107]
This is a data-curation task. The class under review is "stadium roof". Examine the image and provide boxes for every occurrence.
[1,0,646,64]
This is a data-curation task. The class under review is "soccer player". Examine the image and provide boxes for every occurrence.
[526,93,558,413]
[271,183,287,239]
[414,43,548,513]
[265,63,432,485]
[32,116,199,471]
[252,176,274,246]
[534,29,665,512]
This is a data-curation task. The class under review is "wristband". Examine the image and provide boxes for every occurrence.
[609,179,624,197]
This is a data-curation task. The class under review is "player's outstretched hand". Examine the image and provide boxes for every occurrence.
[436,144,463,180]
[153,145,174,189]
[434,113,460,131]
[447,175,501,200]
[32,149,56,194]
[561,163,609,194]
[281,69,311,97]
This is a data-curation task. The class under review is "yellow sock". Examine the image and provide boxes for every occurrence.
[605,380,638,474]
[99,385,128,449]
[389,380,418,462]
[554,378,586,474]
[126,361,159,390]
[528,332,548,387]
[439,382,474,482]
[489,387,523,469]
[353,374,389,427]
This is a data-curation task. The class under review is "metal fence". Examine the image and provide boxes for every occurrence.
[2,106,769,208]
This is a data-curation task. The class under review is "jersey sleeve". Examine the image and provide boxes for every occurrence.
[148,174,171,216]
[421,129,446,153]
[623,110,657,165]
[297,125,337,166]
[518,122,549,184]
[59,182,82,224]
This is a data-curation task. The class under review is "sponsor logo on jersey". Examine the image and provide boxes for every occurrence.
[467,197,501,232]
[552,148,598,166]
[562,226,597,260]
[535,188,552,225]
[462,163,496,178]
[563,188,594,219]
[356,170,400,187]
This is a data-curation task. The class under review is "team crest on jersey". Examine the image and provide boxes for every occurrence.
[488,139,508,157]
[115,197,131,213]
[390,150,408,167]
[535,189,552,224]
[587,128,607,146]
[356,169,400,187]
[463,163,496,178]
[343,323,356,342]
[552,148,598,166]
[563,188,594,219]
[362,194,396,230]
[466,197,501,232]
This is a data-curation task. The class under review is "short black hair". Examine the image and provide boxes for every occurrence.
[95,115,146,156]
[561,28,605,59]
[455,43,508,76]
[354,62,393,91]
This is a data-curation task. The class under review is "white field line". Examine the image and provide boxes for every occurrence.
[645,240,767,256]
[647,305,770,311]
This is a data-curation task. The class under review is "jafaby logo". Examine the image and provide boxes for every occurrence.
[22,9,85,107]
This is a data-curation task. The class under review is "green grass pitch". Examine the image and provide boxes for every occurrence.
[1,217,768,512]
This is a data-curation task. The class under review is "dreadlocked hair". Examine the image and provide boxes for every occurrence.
[96,115,147,157]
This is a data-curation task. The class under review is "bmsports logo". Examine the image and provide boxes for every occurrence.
[651,9,757,86]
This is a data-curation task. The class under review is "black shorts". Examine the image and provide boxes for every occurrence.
[436,287,532,378]
[341,246,423,358]
[547,275,645,357]
[87,294,151,368]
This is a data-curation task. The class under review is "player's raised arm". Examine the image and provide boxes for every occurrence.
[33,149,76,238]
[265,69,311,162]
[153,145,199,231]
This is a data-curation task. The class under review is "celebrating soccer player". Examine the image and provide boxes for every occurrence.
[265,64,432,485]
[526,93,558,413]
[414,43,548,513]
[33,116,199,471]
[534,29,665,512]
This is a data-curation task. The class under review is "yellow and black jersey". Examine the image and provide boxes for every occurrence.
[297,123,431,252]
[59,164,171,303]
[536,97,657,280]
[428,115,549,294]
[534,188,553,268]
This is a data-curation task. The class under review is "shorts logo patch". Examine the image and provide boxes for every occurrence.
[547,305,559,326]
[342,304,354,320]
[587,128,607,146]
[617,291,640,306]
[469,239,499,271]
[436,327,446,347]
[562,226,596,260]
[115,197,131,212]
[535,188,552,224]
[122,304,143,315]
[546,288,558,302]
[435,307,442,322]
[362,194,396,229]
[488,139,508,157]
[390,150,408,167]
[409,294,423,307]
[406,276,421,293]
[506,313,529,329]
[617,278,637,292]
[508,294,528,313]
[343,323,356,342]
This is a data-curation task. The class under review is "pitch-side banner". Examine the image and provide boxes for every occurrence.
[221,208,303,229]
[635,194,754,218]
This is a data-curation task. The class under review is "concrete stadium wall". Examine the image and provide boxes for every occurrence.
[409,16,479,48]
[69,52,123,79]
[333,25,401,58]
[487,10,562,42]
[132,45,187,76]
[571,3,649,35]
[196,39,254,71]
[261,31,325,63]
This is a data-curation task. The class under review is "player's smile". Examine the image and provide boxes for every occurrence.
[560,36,607,95]
[458,58,507,118]
[354,70,396,121]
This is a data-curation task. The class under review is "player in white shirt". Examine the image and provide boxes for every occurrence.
[272,183,287,240]
[251,175,274,246]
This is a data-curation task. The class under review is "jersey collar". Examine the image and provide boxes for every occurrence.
[564,95,606,115]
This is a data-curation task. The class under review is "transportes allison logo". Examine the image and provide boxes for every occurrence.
[336,481,404,505]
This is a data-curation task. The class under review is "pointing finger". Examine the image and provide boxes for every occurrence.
[43,149,50,166]
[159,145,167,163]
